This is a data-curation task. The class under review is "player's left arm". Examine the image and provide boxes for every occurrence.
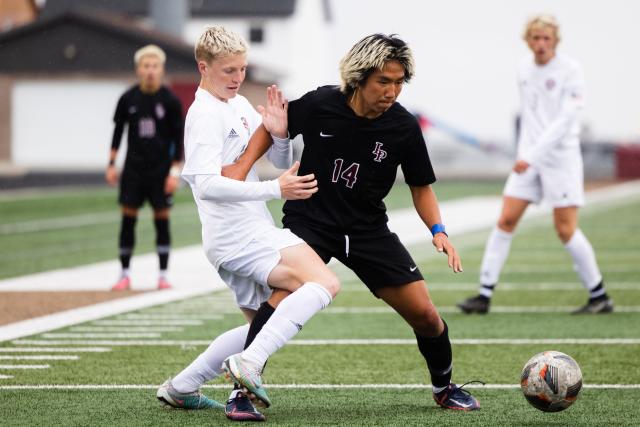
[164,96,185,194]
[409,184,462,273]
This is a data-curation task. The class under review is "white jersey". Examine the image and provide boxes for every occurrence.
[517,54,585,169]
[182,88,279,268]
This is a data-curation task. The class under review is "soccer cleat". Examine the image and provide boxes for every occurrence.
[111,276,131,291]
[223,354,271,408]
[457,294,490,314]
[433,383,481,411]
[156,379,224,410]
[157,278,172,290]
[571,297,614,314]
[225,390,266,422]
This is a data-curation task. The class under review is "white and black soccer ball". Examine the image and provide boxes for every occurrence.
[520,350,582,412]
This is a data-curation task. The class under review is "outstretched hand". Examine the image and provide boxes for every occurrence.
[278,161,317,200]
[257,85,288,139]
[432,233,463,273]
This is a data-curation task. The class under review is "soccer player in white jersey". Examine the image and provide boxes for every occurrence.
[457,14,613,315]
[156,26,340,421]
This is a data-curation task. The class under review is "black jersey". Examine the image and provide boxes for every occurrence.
[111,85,183,174]
[283,85,436,233]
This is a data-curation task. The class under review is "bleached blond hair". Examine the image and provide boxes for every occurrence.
[523,14,561,42]
[339,33,415,95]
[195,25,248,64]
[134,44,166,66]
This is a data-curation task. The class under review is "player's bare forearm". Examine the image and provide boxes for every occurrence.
[222,125,273,181]
[410,185,462,272]
[409,185,442,229]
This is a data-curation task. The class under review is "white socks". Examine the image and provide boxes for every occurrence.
[241,282,332,368]
[564,229,603,291]
[172,324,249,393]
[478,227,513,297]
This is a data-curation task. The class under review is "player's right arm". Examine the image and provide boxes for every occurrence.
[184,114,316,202]
[194,161,316,202]
[106,95,127,186]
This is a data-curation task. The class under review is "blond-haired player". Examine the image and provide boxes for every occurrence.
[458,15,613,315]
[156,26,340,421]
[107,44,183,291]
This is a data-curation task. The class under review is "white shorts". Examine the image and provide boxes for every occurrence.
[503,157,584,207]
[218,227,304,311]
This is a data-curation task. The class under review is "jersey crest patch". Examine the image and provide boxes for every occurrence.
[545,79,556,91]
[241,117,250,134]
[372,142,387,162]
[155,103,165,119]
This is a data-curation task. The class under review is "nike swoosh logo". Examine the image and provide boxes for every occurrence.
[319,132,334,138]
[410,266,418,272]
[449,398,472,408]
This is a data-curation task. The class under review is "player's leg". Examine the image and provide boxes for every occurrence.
[458,169,541,313]
[153,208,171,289]
[112,170,144,290]
[150,176,174,290]
[554,206,613,313]
[112,205,139,290]
[377,282,480,410]
[223,229,339,407]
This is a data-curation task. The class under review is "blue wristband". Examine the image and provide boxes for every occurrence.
[430,223,447,237]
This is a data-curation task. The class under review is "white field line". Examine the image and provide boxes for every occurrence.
[0,347,111,353]
[11,338,640,346]
[91,320,203,326]
[69,326,183,332]
[120,314,223,320]
[41,333,162,339]
[0,287,214,343]
[341,282,640,292]
[0,375,13,379]
[1,383,639,390]
[0,355,78,360]
[0,364,49,369]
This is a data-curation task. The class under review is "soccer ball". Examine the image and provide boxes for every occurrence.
[520,350,582,412]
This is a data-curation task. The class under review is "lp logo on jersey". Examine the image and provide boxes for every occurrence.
[372,142,387,162]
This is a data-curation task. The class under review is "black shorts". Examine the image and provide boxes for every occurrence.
[284,220,424,296]
[119,168,173,209]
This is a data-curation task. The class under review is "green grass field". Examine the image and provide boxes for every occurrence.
[1,181,639,425]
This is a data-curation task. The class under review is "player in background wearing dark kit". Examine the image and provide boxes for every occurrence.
[106,44,184,291]
[225,34,480,411]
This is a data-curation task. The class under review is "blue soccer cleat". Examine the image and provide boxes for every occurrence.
[433,383,481,411]
[223,354,271,408]
[156,379,224,410]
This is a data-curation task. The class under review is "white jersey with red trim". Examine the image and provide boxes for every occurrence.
[517,54,585,169]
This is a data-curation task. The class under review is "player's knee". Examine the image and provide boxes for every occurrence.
[555,225,574,243]
[317,273,340,299]
[411,306,442,337]
[497,217,517,232]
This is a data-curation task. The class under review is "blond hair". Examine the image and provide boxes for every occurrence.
[195,26,248,64]
[523,14,561,42]
[339,33,415,95]
[134,44,166,66]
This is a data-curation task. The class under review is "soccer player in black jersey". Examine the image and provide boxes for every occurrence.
[106,45,184,291]
[224,34,480,411]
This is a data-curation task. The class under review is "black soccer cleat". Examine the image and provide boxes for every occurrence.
[457,295,490,314]
[571,297,614,314]
[225,390,266,422]
[433,383,481,411]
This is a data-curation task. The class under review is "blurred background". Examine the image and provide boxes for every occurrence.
[0,0,639,188]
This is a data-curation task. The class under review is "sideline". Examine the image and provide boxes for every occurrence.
[1,180,639,342]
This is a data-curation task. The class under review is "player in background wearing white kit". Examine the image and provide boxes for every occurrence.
[156,26,340,421]
[457,14,613,315]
